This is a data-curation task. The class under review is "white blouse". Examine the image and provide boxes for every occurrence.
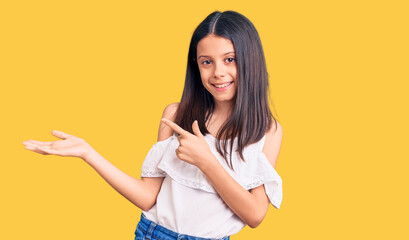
[140,132,283,239]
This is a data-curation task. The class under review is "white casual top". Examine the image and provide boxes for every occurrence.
[140,132,283,239]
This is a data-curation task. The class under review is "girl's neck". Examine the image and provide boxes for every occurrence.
[213,100,234,119]
[205,100,235,139]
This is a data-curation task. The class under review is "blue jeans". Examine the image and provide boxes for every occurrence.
[134,213,230,240]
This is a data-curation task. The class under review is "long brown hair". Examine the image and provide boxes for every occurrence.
[174,11,278,170]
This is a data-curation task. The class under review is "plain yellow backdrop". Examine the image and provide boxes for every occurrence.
[1,0,408,239]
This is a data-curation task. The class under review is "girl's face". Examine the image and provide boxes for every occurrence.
[196,34,238,106]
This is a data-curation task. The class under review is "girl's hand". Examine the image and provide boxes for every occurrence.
[22,130,94,160]
[161,118,216,169]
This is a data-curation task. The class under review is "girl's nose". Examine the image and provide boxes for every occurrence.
[213,62,227,78]
[214,62,227,78]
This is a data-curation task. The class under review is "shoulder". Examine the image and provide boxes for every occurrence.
[266,119,283,139]
[262,119,283,169]
[158,102,180,141]
[162,102,180,119]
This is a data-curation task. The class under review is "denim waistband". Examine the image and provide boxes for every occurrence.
[137,213,230,240]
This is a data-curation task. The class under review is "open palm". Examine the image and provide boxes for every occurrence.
[22,130,93,159]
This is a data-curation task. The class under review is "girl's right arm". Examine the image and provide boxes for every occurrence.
[22,131,162,211]
[22,103,178,211]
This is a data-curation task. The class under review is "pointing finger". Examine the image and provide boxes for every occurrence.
[161,118,188,137]
[51,130,72,140]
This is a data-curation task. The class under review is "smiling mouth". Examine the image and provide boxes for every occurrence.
[212,81,233,88]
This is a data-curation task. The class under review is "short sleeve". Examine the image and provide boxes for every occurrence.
[140,137,173,178]
[256,152,283,209]
[236,145,283,209]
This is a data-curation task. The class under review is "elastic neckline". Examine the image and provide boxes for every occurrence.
[205,133,237,142]
[206,133,267,150]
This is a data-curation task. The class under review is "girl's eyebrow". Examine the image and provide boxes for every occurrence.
[197,51,235,59]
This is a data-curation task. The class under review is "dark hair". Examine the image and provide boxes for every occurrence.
[174,10,278,170]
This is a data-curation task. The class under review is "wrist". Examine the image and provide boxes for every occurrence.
[81,145,98,163]
[197,154,219,173]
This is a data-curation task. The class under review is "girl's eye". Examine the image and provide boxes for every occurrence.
[202,60,212,65]
[226,57,235,63]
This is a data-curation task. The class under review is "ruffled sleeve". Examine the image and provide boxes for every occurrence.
[243,151,283,209]
[234,136,283,209]
[140,137,173,178]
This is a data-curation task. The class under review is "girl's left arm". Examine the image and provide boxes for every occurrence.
[200,121,282,228]
[161,118,283,228]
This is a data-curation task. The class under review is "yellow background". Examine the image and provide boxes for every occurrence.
[1,0,408,239]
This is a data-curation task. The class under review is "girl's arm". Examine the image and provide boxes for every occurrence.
[23,132,162,211]
[199,121,282,228]
[21,103,180,211]
[162,118,283,228]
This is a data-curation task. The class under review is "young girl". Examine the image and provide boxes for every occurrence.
[22,10,283,240]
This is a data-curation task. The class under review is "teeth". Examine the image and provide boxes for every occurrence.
[214,82,232,88]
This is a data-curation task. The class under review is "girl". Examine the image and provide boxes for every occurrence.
[22,10,283,240]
